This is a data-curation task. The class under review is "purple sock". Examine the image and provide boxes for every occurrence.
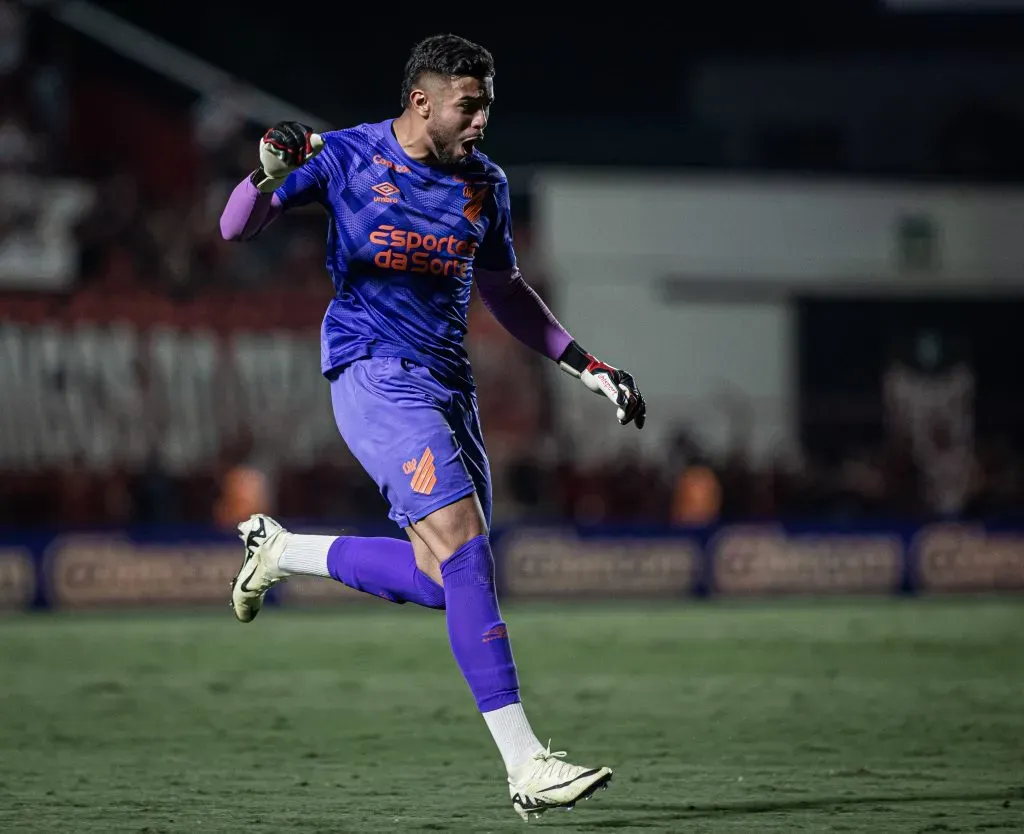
[326,536,445,609]
[440,535,520,712]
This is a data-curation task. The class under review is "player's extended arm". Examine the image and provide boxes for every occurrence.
[475,267,646,429]
[219,179,285,241]
[220,121,324,242]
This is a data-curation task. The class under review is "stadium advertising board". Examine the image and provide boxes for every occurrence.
[910,524,1024,592]
[709,525,905,596]
[44,534,240,609]
[1,521,1021,611]
[497,527,700,599]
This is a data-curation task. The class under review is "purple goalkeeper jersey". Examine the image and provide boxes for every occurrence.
[274,119,516,388]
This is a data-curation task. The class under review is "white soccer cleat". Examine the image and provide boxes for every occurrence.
[230,514,289,623]
[507,741,613,821]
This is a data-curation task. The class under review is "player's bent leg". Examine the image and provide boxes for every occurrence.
[412,496,613,820]
[230,514,446,619]
[322,533,445,608]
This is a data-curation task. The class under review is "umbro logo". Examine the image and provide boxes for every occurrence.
[372,182,400,204]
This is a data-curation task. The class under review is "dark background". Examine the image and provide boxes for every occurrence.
[3,0,1024,527]
[49,0,1024,172]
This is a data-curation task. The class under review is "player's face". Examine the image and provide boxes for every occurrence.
[427,75,492,165]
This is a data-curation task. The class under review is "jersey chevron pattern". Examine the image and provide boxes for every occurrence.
[276,119,516,388]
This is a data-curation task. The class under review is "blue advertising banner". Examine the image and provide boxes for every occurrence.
[1,521,1022,612]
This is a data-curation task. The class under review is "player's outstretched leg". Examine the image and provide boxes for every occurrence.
[425,512,613,821]
[230,514,446,623]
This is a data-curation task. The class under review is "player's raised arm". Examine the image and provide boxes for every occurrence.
[219,121,326,241]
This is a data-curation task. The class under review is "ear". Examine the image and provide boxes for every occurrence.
[409,88,430,118]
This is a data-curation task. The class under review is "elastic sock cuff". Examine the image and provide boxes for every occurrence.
[439,534,493,587]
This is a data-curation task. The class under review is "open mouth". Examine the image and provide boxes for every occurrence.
[462,135,482,154]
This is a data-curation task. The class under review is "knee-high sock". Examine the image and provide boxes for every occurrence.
[324,535,445,609]
[440,534,520,712]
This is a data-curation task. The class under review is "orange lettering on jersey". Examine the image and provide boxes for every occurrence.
[373,154,410,174]
[369,225,394,245]
[370,224,478,279]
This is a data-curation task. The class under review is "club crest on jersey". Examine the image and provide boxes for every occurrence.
[372,182,401,204]
[462,183,490,223]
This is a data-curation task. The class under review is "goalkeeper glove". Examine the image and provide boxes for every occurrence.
[558,341,647,430]
[251,121,324,193]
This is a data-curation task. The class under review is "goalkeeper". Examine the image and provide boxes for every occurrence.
[219,33,645,822]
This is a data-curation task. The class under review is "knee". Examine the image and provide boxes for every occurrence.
[437,530,488,565]
[411,537,443,586]
[414,494,488,563]
[439,532,494,587]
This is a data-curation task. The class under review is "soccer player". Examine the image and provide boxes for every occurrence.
[218,33,646,821]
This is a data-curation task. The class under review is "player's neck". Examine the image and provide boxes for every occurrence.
[392,112,436,164]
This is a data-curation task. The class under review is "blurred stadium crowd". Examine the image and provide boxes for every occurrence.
[2,1,1022,532]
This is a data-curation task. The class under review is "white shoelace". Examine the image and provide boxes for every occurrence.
[528,740,579,782]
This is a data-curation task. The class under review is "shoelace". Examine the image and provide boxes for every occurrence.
[530,740,578,782]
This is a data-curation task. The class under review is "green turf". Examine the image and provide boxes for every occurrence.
[1,597,1023,833]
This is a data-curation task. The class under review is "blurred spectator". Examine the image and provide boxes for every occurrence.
[214,464,273,529]
[670,463,722,526]
[213,434,276,530]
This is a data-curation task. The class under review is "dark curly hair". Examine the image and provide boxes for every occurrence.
[400,34,495,110]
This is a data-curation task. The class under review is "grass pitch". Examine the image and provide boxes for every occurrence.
[1,597,1022,832]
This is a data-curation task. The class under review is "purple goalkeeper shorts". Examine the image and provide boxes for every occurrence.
[329,356,492,530]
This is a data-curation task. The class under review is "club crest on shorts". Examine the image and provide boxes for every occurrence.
[405,447,437,495]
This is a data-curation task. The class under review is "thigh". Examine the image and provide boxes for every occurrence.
[330,357,477,529]
[450,388,492,531]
